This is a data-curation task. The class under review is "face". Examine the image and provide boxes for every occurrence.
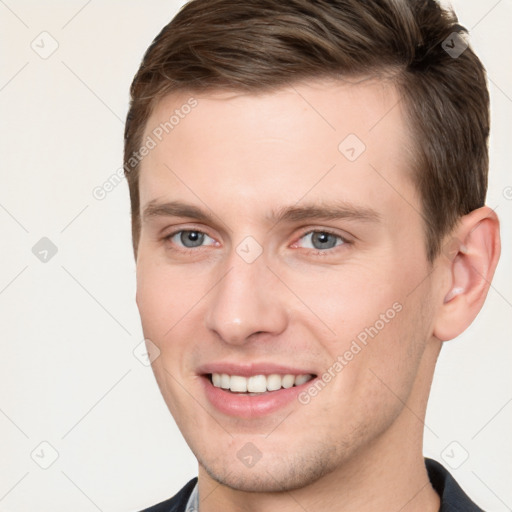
[135,79,439,492]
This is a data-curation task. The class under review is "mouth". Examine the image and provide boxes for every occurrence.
[199,370,319,418]
[207,372,316,396]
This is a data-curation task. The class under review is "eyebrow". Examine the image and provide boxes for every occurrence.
[267,202,380,224]
[141,199,380,226]
[142,200,215,224]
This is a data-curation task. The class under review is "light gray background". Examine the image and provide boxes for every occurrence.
[1,1,510,511]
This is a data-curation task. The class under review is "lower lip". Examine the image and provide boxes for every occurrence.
[201,375,317,418]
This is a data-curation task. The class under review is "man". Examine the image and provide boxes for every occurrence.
[124,0,500,510]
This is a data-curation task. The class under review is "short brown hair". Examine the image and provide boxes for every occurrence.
[124,0,489,261]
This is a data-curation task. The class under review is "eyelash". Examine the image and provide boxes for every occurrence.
[163,227,350,256]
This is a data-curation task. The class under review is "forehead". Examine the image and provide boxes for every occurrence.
[138,78,418,226]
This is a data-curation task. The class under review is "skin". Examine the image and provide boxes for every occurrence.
[135,78,500,512]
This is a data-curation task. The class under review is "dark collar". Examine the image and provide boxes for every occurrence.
[425,458,484,511]
[138,477,197,512]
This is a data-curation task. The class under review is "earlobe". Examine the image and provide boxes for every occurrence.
[434,206,500,341]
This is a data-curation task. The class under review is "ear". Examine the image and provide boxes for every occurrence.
[433,206,500,342]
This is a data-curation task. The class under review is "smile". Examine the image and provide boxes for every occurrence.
[200,370,319,418]
[210,373,315,395]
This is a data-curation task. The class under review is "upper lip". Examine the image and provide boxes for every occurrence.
[197,362,317,377]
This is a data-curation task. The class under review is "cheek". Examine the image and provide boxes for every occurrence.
[136,256,200,337]
[135,258,202,415]
[307,263,431,405]
[136,268,172,337]
[357,291,432,402]
[312,301,430,444]
[282,260,408,347]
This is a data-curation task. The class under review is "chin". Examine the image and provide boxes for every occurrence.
[197,447,338,493]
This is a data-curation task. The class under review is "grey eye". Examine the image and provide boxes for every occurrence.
[167,229,217,250]
[180,230,205,247]
[311,232,338,249]
[298,231,344,250]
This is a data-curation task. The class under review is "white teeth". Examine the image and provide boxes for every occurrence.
[220,373,230,389]
[281,374,295,389]
[210,373,314,393]
[294,374,311,386]
[247,375,267,393]
[212,373,221,387]
[266,374,282,391]
[229,375,247,392]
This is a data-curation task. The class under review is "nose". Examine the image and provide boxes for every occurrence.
[204,253,288,345]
